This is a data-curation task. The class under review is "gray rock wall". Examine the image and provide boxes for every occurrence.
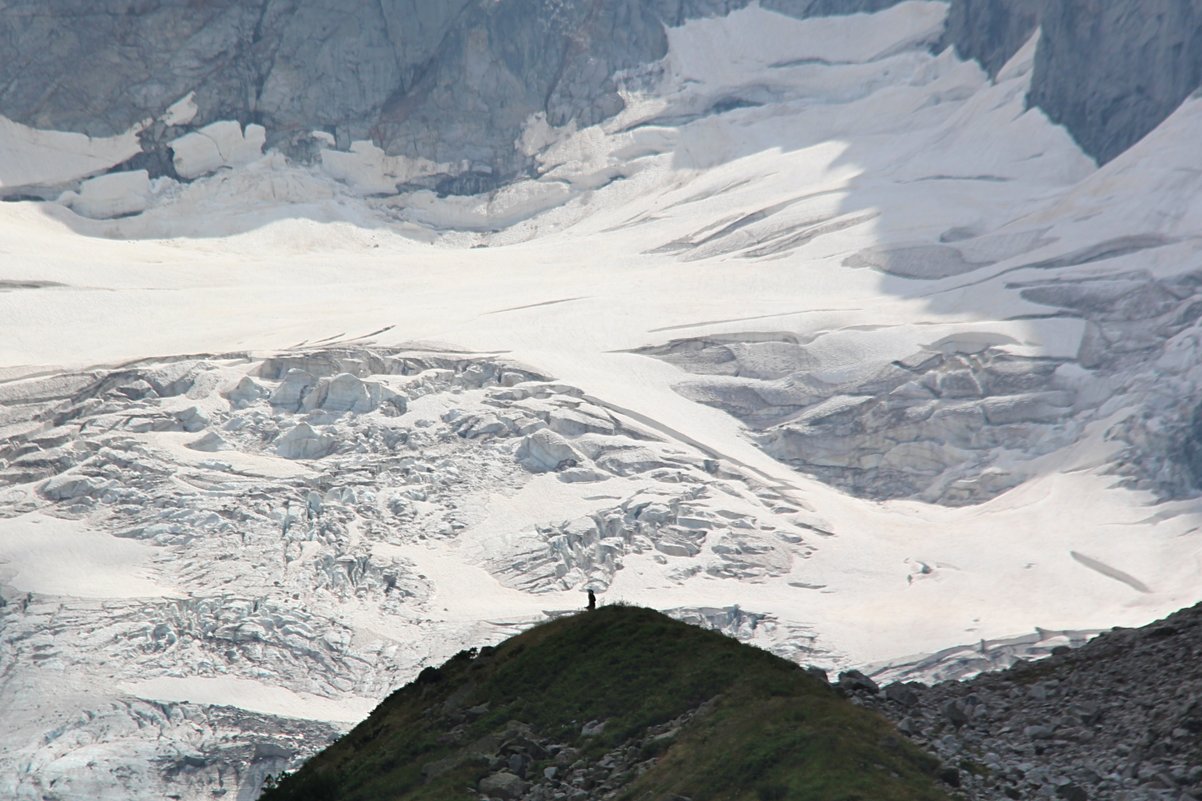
[1029,0,1202,165]
[1,0,1199,185]
[937,0,1043,76]
[0,0,898,190]
[940,0,1202,165]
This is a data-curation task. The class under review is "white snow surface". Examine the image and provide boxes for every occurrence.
[0,513,178,598]
[3,3,1202,799]
[123,677,377,725]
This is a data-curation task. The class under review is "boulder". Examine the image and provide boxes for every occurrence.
[837,669,879,695]
[505,753,528,777]
[942,700,969,728]
[1024,723,1056,740]
[477,771,527,800]
[884,682,920,707]
[1056,783,1088,801]
[803,666,829,684]
[580,720,607,737]
[938,765,961,787]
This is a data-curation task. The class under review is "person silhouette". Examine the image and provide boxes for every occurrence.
[587,589,596,611]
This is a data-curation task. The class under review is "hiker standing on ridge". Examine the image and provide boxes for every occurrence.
[587,589,596,611]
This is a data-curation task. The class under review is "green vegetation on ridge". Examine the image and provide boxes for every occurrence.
[263,606,951,801]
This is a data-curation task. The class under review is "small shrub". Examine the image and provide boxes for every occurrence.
[756,783,788,800]
[263,769,340,801]
[416,666,442,685]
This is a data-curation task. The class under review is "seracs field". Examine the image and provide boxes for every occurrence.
[2,3,1201,799]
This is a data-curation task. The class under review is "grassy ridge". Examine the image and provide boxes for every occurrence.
[263,606,951,801]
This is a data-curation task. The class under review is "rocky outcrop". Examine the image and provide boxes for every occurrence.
[1029,1,1202,165]
[3,0,1199,186]
[940,0,1202,165]
[850,602,1202,801]
[467,706,707,801]
[938,0,1043,77]
[0,0,897,194]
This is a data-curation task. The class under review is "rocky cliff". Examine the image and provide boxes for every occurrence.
[0,0,896,193]
[4,0,1197,193]
[947,0,1202,165]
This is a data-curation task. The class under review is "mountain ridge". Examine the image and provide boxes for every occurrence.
[2,0,1200,194]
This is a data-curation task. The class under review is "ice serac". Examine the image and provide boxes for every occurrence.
[0,345,833,800]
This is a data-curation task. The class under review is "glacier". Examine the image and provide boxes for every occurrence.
[2,3,1202,799]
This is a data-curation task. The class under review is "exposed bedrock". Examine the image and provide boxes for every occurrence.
[3,0,1196,189]
[1029,0,1202,166]
[937,0,1043,77]
[941,0,1202,165]
[0,0,898,193]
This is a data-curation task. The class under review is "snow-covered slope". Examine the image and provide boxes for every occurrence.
[2,4,1201,799]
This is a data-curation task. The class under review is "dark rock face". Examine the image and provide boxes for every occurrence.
[2,0,1199,182]
[1029,0,1202,165]
[937,0,1043,76]
[942,0,1202,165]
[1178,402,1202,490]
[0,0,898,191]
